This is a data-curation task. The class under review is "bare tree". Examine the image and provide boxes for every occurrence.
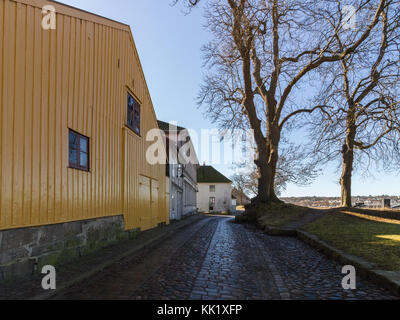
[177,0,391,204]
[309,2,400,207]
[231,171,255,198]
[232,144,319,197]
[275,145,320,194]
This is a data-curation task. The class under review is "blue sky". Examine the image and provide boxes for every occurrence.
[59,0,399,197]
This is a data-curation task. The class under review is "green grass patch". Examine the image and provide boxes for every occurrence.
[235,202,309,228]
[303,212,400,271]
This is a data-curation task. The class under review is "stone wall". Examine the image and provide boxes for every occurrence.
[0,215,140,282]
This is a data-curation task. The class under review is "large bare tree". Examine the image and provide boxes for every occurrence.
[232,144,318,199]
[177,0,391,204]
[309,2,400,207]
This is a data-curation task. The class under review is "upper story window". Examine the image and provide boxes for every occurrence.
[186,136,191,157]
[178,164,184,178]
[127,92,141,135]
[69,129,90,172]
[209,185,216,193]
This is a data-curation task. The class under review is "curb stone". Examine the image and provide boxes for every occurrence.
[264,226,400,297]
[370,271,400,296]
[264,226,297,237]
[29,215,203,300]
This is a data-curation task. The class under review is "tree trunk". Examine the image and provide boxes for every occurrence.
[240,52,281,205]
[340,142,354,207]
[254,158,281,203]
[340,109,356,207]
[253,125,282,204]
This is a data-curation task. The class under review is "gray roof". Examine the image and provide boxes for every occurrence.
[197,166,232,183]
[157,120,186,133]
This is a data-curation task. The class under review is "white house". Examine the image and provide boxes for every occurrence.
[196,165,233,213]
[158,121,199,221]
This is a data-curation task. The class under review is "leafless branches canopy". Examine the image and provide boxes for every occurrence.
[309,1,400,206]
[177,0,399,205]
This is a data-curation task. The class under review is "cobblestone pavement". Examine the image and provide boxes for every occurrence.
[53,216,397,300]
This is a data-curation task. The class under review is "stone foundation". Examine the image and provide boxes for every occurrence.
[0,215,140,282]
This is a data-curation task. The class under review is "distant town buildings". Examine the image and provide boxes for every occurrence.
[282,196,400,209]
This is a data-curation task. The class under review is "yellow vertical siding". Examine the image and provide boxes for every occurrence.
[164,177,170,224]
[0,0,168,231]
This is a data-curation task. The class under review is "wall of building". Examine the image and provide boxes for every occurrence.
[197,183,232,213]
[168,165,198,220]
[168,163,183,221]
[180,133,198,217]
[165,129,198,220]
[183,180,197,216]
[0,0,169,232]
[182,143,198,217]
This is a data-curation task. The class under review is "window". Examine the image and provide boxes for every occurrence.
[177,164,183,178]
[127,92,141,135]
[186,136,191,157]
[69,129,90,171]
[209,185,216,193]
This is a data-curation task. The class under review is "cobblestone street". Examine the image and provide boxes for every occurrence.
[52,216,397,300]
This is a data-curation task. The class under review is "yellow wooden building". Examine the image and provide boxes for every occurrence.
[0,0,169,233]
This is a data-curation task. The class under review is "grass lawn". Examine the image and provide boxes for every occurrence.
[257,203,310,228]
[236,202,310,228]
[303,211,400,271]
